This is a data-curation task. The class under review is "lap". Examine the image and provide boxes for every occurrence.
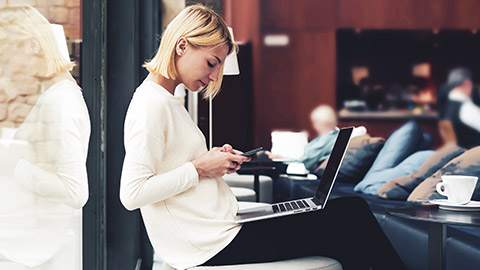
[204,197,370,266]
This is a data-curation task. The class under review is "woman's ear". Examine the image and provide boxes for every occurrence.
[176,37,188,56]
[28,36,41,54]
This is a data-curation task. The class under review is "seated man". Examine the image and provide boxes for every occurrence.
[299,105,340,171]
[440,68,480,149]
[265,105,340,172]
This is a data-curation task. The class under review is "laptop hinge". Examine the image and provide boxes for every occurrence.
[312,197,323,206]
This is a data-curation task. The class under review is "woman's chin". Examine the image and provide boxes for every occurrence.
[184,83,206,92]
[193,85,206,92]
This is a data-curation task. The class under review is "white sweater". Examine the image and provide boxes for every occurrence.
[0,80,90,268]
[120,80,241,270]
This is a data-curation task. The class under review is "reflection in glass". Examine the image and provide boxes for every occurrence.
[0,5,89,269]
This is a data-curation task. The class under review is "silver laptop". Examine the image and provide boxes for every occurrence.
[235,127,353,224]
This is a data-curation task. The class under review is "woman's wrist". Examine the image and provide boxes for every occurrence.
[191,159,205,178]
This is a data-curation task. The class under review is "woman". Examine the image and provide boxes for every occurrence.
[0,5,90,269]
[120,5,405,270]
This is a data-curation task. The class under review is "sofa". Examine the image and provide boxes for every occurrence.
[267,121,480,270]
[273,179,480,270]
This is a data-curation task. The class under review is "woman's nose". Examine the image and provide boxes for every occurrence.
[209,68,220,82]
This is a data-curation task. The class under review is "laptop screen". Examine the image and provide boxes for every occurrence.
[314,127,353,206]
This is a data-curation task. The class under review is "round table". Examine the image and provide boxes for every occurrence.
[387,204,480,270]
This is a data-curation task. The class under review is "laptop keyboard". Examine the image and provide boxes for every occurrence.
[272,200,311,213]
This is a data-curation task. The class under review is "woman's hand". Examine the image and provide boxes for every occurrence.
[192,144,250,178]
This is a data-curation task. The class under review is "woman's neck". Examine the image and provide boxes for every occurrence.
[40,72,76,90]
[146,73,180,95]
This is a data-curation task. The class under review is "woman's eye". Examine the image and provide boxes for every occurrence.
[207,61,214,68]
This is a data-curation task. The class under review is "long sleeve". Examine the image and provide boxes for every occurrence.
[12,82,90,209]
[119,88,201,211]
[120,127,199,211]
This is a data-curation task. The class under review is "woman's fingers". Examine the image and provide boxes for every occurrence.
[229,153,249,165]
[221,144,233,153]
[230,149,243,156]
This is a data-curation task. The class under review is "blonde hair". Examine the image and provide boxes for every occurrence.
[0,5,74,77]
[311,105,337,127]
[144,4,237,99]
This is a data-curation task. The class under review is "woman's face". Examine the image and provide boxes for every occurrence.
[0,38,43,96]
[175,39,229,92]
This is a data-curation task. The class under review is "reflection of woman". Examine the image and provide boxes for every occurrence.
[0,6,89,269]
[120,5,405,270]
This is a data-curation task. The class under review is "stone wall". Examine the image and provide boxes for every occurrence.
[0,0,81,130]
[2,0,81,40]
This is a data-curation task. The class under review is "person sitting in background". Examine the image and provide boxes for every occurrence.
[299,105,340,171]
[266,105,347,172]
[439,68,480,149]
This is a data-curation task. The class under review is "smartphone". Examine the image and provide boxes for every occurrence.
[241,147,264,157]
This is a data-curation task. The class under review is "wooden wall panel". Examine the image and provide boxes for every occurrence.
[337,0,480,29]
[255,30,336,148]
[262,0,335,31]
[291,0,336,30]
[410,0,450,28]
[261,0,293,30]
[448,0,480,29]
[224,0,259,42]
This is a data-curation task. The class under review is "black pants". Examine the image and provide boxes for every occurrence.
[203,197,405,270]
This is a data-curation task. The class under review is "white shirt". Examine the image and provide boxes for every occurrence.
[120,80,240,270]
[449,91,480,132]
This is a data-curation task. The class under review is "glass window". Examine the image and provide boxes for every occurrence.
[0,2,84,269]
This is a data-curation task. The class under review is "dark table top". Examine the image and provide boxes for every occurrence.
[387,205,480,227]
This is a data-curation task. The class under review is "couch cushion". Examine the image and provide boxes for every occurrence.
[418,132,433,151]
[378,143,466,200]
[354,150,434,195]
[315,134,385,185]
[408,146,480,202]
[355,121,425,194]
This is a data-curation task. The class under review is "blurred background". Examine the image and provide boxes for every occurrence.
[1,0,479,269]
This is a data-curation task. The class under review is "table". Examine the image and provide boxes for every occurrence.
[387,204,480,270]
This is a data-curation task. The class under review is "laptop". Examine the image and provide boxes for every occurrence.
[235,127,353,224]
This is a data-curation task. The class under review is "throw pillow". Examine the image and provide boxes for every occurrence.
[408,146,480,202]
[355,121,425,193]
[354,150,435,195]
[377,143,466,200]
[418,132,433,150]
[313,134,385,184]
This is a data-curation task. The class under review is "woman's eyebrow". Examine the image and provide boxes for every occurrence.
[213,55,222,64]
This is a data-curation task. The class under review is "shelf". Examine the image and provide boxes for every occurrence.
[339,110,438,120]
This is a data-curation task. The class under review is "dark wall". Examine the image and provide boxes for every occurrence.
[106,0,141,269]
[198,43,254,151]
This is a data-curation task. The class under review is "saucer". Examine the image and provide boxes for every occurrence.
[429,199,480,212]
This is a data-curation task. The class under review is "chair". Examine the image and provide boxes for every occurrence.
[229,187,256,202]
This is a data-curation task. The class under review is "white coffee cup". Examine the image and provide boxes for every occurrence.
[436,175,478,204]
